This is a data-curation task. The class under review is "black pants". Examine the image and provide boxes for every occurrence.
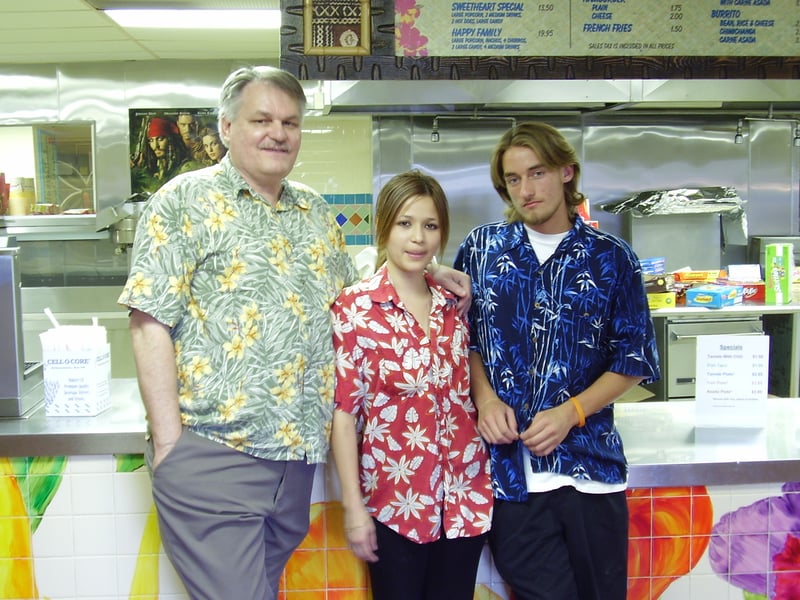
[489,487,629,600]
[367,519,487,600]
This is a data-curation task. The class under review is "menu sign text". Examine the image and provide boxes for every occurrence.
[399,0,798,57]
[695,334,769,428]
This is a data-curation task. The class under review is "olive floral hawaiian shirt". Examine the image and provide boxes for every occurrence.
[118,155,357,463]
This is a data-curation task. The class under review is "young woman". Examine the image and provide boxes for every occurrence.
[330,170,493,600]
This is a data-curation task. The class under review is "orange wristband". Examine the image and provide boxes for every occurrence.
[570,397,586,427]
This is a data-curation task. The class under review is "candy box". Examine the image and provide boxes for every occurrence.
[685,284,743,309]
[721,280,765,303]
[673,270,724,284]
[647,292,676,310]
[639,257,666,275]
[643,274,674,294]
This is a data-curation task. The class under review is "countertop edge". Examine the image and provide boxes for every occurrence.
[627,459,800,488]
[2,380,800,489]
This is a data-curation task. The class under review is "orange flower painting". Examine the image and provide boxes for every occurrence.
[626,486,714,599]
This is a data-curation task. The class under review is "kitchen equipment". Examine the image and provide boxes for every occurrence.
[96,192,149,247]
[747,236,800,274]
[623,213,723,272]
[0,241,43,417]
[663,316,763,399]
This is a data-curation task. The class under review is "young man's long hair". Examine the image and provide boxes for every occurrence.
[490,122,586,223]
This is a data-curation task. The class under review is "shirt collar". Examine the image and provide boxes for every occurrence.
[506,216,583,249]
[220,154,310,211]
[366,264,456,309]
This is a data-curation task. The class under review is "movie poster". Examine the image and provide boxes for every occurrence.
[129,108,226,196]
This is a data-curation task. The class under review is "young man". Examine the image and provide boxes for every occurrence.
[454,121,660,600]
[118,66,471,600]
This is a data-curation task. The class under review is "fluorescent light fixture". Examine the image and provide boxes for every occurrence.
[105,9,280,29]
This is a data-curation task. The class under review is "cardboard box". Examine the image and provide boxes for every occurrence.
[644,274,674,293]
[40,325,111,417]
[647,291,677,310]
[42,344,111,416]
[685,284,743,309]
[673,270,724,284]
[639,256,666,275]
[722,280,765,303]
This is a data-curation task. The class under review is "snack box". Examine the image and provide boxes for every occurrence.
[685,284,744,309]
[643,273,674,294]
[673,270,724,284]
[647,292,676,310]
[639,257,666,275]
[718,279,766,303]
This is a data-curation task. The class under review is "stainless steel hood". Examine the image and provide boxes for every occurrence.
[313,79,800,116]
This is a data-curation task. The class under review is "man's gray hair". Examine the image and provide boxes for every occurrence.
[217,66,307,139]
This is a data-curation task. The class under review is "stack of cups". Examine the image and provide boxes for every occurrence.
[7,177,35,216]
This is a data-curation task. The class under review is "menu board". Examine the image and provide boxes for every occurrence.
[399,0,799,57]
[694,334,769,428]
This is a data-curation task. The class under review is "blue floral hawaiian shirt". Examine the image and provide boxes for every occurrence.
[455,217,660,502]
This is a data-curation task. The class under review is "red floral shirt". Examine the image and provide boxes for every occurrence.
[332,265,493,543]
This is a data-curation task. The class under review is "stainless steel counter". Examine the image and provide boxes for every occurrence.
[618,398,800,487]
[651,302,800,318]
[0,378,146,456]
[1,379,798,489]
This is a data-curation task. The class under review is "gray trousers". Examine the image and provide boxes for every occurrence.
[145,428,316,600]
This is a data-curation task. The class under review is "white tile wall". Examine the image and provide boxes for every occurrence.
[21,467,800,600]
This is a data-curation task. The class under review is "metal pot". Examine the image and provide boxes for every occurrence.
[98,192,149,247]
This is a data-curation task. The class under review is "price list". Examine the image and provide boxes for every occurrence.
[694,334,770,428]
[404,0,799,57]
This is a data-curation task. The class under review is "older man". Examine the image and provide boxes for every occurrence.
[119,66,470,600]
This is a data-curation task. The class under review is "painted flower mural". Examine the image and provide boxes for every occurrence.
[0,455,794,600]
[395,0,428,57]
[626,486,713,600]
[709,481,800,599]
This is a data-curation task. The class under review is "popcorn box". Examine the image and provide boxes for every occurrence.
[40,326,111,417]
[685,284,744,309]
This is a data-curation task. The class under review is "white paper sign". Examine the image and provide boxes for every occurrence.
[695,334,769,428]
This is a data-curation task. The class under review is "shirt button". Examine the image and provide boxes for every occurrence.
[528,367,536,377]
